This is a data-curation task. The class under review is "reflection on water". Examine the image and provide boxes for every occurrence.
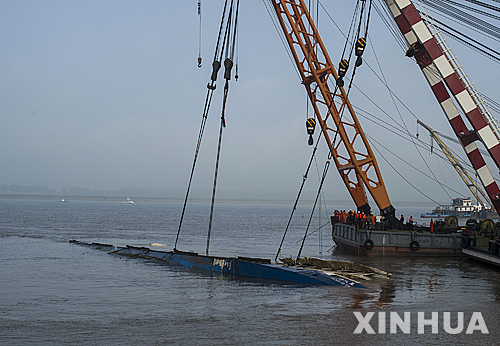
[347,279,397,309]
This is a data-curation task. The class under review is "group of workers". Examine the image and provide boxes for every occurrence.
[333,210,431,232]
[333,210,378,229]
[399,214,415,231]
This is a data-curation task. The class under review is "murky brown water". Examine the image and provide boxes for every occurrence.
[1,199,498,345]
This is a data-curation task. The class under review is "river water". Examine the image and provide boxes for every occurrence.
[1,198,499,345]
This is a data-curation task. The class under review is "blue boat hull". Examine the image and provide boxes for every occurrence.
[113,246,363,287]
[70,241,363,287]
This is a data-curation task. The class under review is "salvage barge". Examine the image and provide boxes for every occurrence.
[69,240,390,287]
[332,221,462,256]
[331,214,466,256]
[332,213,500,257]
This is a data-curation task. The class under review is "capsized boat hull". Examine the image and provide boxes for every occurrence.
[70,241,363,287]
[113,245,363,287]
[332,223,462,256]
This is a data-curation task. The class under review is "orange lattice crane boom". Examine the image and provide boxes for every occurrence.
[270,0,396,218]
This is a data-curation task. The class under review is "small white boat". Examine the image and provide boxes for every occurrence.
[121,197,136,205]
[60,199,68,202]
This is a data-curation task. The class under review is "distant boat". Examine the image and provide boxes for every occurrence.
[420,198,496,219]
[121,197,136,205]
[60,199,68,202]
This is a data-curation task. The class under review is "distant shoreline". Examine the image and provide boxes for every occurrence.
[0,194,437,207]
[0,194,298,205]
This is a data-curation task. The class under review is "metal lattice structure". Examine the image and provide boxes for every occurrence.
[418,119,493,209]
[271,0,396,217]
[382,0,500,216]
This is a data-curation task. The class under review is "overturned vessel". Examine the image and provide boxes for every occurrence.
[70,240,386,287]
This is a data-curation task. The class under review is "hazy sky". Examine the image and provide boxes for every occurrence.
[1,1,498,206]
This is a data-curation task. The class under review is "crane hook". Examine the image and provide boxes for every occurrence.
[197,0,202,68]
[355,37,366,67]
[336,59,349,87]
[306,118,316,146]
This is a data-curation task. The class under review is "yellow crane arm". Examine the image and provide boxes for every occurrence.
[418,120,493,209]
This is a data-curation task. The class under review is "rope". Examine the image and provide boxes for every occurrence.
[294,221,331,244]
[428,16,500,62]
[297,154,331,259]
[295,0,388,257]
[274,43,345,262]
[373,0,408,50]
[206,0,239,256]
[274,136,321,262]
[198,0,202,67]
[366,32,454,200]
[285,0,373,261]
[419,0,500,39]
[206,113,225,256]
[174,0,232,251]
[368,135,446,205]
[262,0,302,80]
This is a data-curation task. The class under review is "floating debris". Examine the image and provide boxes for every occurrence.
[280,257,391,281]
[149,243,167,247]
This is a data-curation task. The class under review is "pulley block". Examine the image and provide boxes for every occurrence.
[405,42,423,57]
[306,118,316,146]
[336,59,349,87]
[210,60,221,82]
[355,37,366,56]
[224,58,233,80]
[338,59,349,78]
[355,37,366,67]
[207,60,221,90]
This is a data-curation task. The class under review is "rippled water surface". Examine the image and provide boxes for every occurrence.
[1,199,499,345]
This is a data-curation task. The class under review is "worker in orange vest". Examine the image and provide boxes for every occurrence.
[371,213,376,229]
[362,213,367,228]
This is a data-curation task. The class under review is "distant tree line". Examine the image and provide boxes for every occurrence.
[0,184,57,194]
[0,185,94,195]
